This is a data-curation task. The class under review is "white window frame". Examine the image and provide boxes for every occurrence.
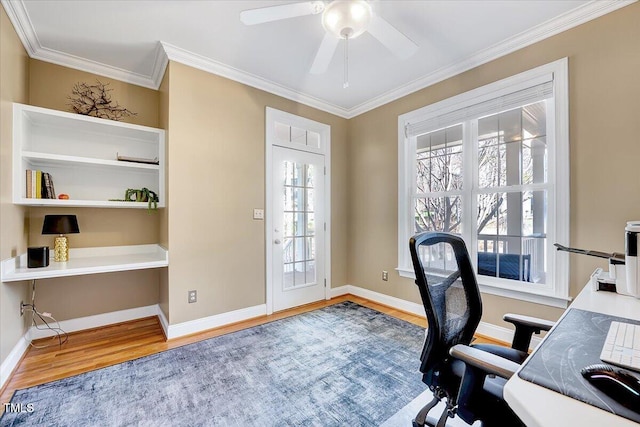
[398,58,570,308]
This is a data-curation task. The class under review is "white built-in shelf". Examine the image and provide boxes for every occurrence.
[0,244,168,282]
[12,198,154,209]
[13,103,165,209]
[22,151,161,171]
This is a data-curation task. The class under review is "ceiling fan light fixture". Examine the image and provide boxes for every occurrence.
[322,0,372,39]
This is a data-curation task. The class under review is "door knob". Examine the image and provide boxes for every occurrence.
[274,239,281,244]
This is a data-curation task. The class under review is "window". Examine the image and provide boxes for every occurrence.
[282,161,317,289]
[398,59,570,307]
[274,121,321,149]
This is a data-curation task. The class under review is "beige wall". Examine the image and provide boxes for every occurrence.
[28,60,159,128]
[347,3,640,326]
[31,269,160,320]
[166,61,348,324]
[0,6,30,363]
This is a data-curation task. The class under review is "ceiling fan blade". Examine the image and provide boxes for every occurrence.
[310,33,340,74]
[367,15,418,60]
[240,1,323,26]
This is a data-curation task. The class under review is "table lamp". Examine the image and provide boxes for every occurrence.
[42,215,80,262]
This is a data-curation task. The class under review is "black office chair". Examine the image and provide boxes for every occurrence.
[409,232,554,427]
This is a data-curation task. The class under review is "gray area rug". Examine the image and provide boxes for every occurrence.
[1,302,426,426]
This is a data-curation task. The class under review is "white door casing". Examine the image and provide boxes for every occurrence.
[265,108,331,314]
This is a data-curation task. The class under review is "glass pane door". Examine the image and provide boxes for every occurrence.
[272,146,325,312]
[282,161,316,289]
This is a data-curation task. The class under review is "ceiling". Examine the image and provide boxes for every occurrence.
[2,0,634,118]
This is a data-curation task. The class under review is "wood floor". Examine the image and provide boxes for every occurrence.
[0,294,503,409]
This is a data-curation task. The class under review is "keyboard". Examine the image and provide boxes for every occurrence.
[600,321,640,372]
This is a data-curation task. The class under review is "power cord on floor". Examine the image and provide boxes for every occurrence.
[23,280,68,349]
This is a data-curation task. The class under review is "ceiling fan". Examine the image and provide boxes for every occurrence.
[240,1,418,86]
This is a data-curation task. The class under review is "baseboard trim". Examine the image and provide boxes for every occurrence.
[0,335,29,390]
[156,305,170,338]
[164,304,267,340]
[27,305,161,340]
[332,284,425,316]
[329,284,350,298]
[26,302,270,340]
[333,284,542,350]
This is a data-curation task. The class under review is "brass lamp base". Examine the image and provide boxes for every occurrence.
[53,235,69,262]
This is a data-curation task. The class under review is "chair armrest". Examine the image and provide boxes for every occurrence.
[450,344,523,423]
[450,344,520,380]
[503,313,554,352]
[503,313,554,331]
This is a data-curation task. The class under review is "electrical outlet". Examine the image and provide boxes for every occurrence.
[188,290,197,303]
[382,271,389,281]
[253,209,264,220]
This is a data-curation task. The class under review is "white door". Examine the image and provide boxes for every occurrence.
[271,146,325,312]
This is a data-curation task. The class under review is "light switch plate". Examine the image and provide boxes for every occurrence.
[253,209,264,220]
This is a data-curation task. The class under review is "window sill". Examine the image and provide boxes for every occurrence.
[397,267,571,309]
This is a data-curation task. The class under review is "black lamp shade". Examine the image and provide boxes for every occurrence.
[42,215,80,235]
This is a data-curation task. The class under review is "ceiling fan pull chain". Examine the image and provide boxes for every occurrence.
[343,34,349,89]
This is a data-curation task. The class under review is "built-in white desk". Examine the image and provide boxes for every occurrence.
[504,284,640,426]
[0,244,168,282]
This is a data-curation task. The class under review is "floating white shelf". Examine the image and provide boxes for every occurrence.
[13,198,155,209]
[13,103,165,208]
[0,244,169,282]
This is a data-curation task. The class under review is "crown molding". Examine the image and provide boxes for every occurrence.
[346,0,636,118]
[160,42,350,118]
[1,0,38,55]
[149,43,170,88]
[1,0,163,89]
[32,45,162,89]
[2,0,635,118]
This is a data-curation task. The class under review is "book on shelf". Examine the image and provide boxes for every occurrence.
[26,170,32,198]
[35,170,42,199]
[25,170,56,199]
[49,173,56,199]
[31,170,36,198]
[42,172,56,199]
